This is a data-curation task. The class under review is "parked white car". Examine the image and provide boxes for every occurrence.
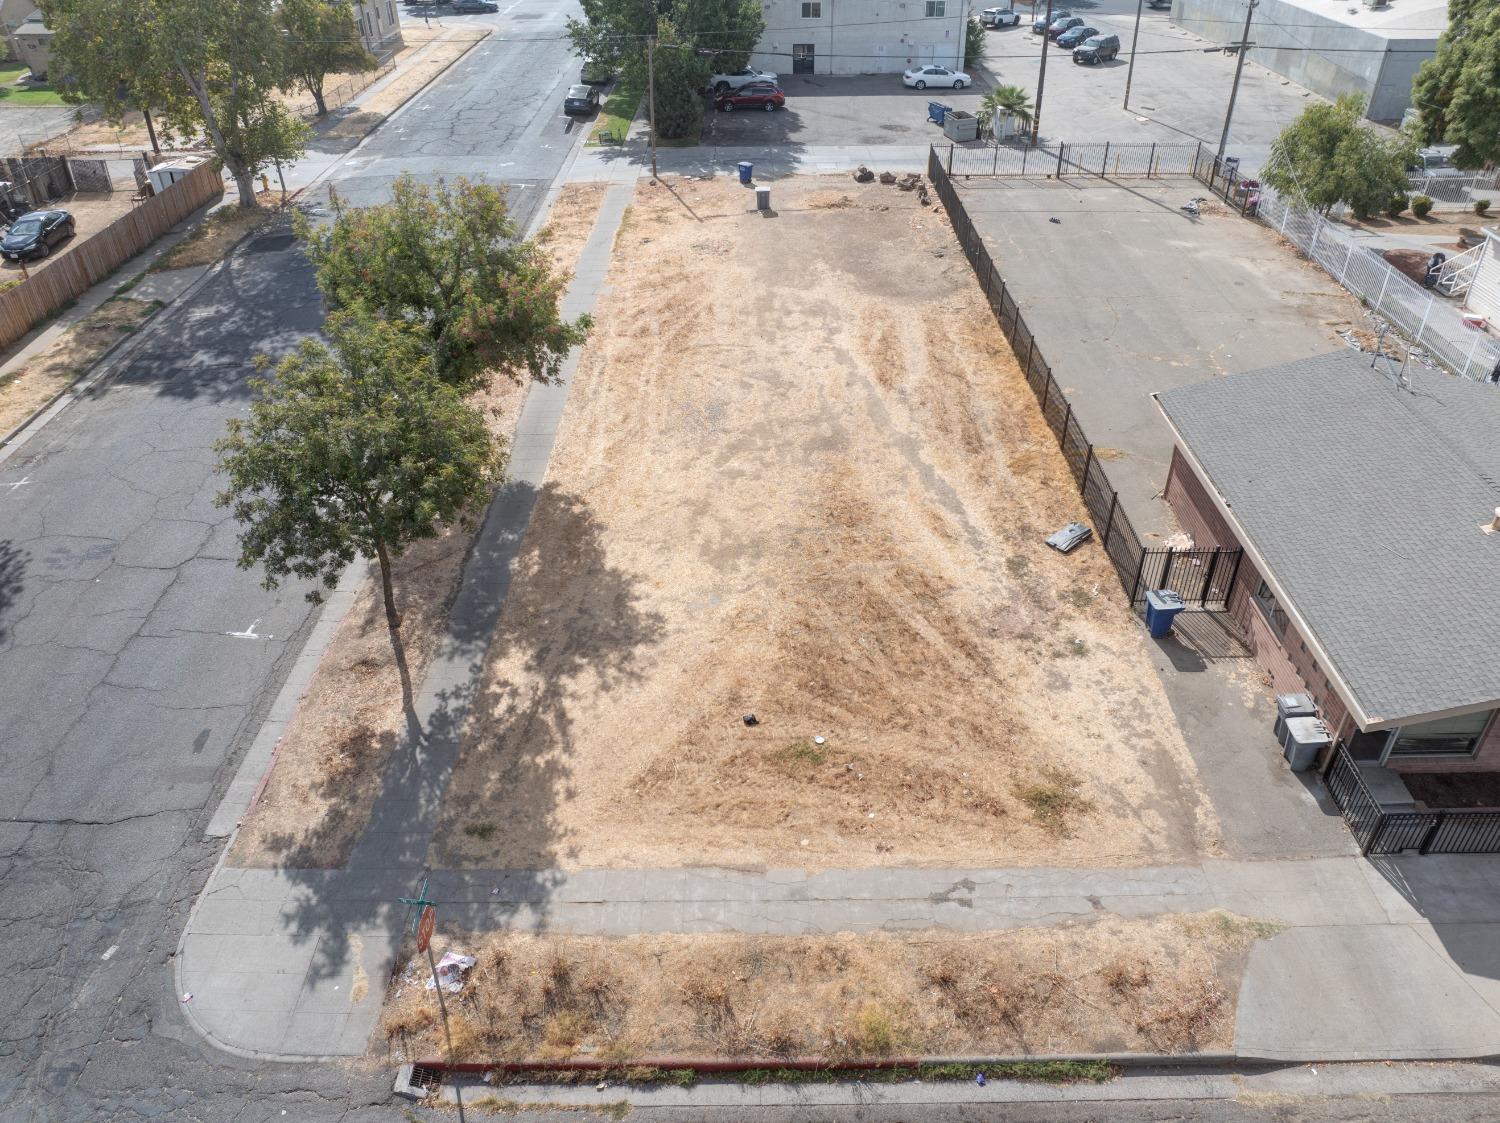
[710,68,779,93]
[903,65,970,90]
[981,7,1021,26]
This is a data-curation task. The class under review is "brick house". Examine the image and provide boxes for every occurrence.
[1154,352,1500,776]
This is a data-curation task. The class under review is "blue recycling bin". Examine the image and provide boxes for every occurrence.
[737,160,754,184]
[927,100,953,125]
[1144,589,1186,638]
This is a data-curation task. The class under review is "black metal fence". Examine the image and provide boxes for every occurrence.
[942,140,1203,180]
[1191,151,1263,217]
[1323,744,1500,855]
[929,145,1240,611]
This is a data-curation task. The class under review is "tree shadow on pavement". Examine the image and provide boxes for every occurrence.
[0,539,26,645]
[270,482,664,989]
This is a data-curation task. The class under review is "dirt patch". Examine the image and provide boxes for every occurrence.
[379,913,1277,1063]
[429,175,1220,871]
[151,191,291,272]
[321,31,489,142]
[0,296,159,437]
[1403,771,1500,810]
[228,184,612,869]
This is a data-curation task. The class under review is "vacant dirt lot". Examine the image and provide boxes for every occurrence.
[429,175,1220,871]
[229,183,611,868]
[380,912,1277,1062]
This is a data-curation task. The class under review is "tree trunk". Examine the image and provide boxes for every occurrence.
[230,163,259,209]
[375,538,422,742]
[311,80,327,117]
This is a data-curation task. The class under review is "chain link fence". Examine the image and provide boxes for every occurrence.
[942,141,1202,180]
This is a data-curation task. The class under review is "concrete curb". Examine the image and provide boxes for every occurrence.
[416,1053,1237,1075]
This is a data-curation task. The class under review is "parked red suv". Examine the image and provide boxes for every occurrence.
[715,83,785,111]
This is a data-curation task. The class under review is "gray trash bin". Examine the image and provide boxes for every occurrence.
[1281,716,1332,772]
[1274,692,1317,742]
[942,109,979,142]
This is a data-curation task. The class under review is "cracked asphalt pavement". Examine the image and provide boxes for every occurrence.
[0,2,588,1118]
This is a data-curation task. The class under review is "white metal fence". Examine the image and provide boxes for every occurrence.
[1408,170,1499,208]
[1258,189,1500,383]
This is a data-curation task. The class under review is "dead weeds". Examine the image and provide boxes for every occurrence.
[381,915,1273,1063]
[152,192,289,272]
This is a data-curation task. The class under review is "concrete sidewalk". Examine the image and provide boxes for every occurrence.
[177,178,636,1062]
[181,853,1500,1062]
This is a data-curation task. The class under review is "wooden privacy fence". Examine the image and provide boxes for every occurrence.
[0,160,223,351]
[928,144,1243,612]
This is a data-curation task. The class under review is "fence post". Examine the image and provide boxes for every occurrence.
[1025,335,1036,376]
[1419,812,1445,855]
[993,143,999,175]
[1022,145,1028,177]
[1056,144,1065,179]
[1374,265,1389,313]
[1418,294,1434,345]
[1149,142,1157,178]
[1101,141,1110,178]
[1463,329,1482,379]
[1040,372,1053,413]
[1127,546,1148,606]
[1339,241,1354,285]
[1223,548,1243,608]
[1101,490,1118,548]
[947,144,954,175]
[1061,400,1072,437]
[1082,444,1095,489]
[1160,546,1174,594]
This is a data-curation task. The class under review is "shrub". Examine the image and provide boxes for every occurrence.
[1412,194,1434,218]
[1476,198,1492,216]
[1385,194,1409,218]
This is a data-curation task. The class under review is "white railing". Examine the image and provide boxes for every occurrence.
[1257,188,1500,383]
[1408,170,1499,207]
[1436,243,1483,298]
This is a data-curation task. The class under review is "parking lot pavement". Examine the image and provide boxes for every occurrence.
[702,74,989,149]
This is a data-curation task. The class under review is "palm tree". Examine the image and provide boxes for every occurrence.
[978,85,1035,139]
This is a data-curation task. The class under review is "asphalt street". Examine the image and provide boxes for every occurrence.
[0,2,588,1119]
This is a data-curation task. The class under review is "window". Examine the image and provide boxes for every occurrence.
[1252,580,1288,637]
[1391,710,1496,758]
[926,0,947,15]
[801,2,821,16]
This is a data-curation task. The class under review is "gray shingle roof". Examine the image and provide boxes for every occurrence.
[1156,351,1500,728]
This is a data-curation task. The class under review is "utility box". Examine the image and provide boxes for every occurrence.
[146,156,209,195]
[1144,589,1186,638]
[1281,716,1332,772]
[943,110,978,142]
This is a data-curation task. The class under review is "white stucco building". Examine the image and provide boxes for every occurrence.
[749,0,972,77]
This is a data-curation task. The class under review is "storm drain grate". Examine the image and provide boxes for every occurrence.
[408,1064,443,1091]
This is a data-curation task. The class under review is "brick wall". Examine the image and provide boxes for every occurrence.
[1165,445,1350,731]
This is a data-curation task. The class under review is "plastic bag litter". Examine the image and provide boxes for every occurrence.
[425,951,476,994]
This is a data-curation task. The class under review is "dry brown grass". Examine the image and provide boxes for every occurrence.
[0,296,159,437]
[228,184,613,868]
[429,175,1220,870]
[151,191,290,272]
[380,913,1273,1062]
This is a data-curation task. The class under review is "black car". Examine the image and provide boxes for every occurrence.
[1073,33,1121,64]
[1057,24,1098,48]
[563,84,600,115]
[1,209,73,261]
[451,0,498,11]
[1032,7,1069,32]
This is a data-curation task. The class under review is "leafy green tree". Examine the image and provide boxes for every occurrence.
[1411,0,1500,167]
[298,174,591,390]
[1262,93,1415,217]
[215,308,504,724]
[566,0,764,140]
[278,0,378,117]
[965,16,986,70]
[41,0,306,207]
[978,84,1033,136]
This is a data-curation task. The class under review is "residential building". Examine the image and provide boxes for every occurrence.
[1459,229,1500,343]
[749,0,972,77]
[1155,352,1500,779]
[353,0,404,60]
[9,8,50,80]
[1170,0,1446,123]
[0,0,36,61]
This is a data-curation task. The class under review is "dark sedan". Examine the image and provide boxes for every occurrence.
[1048,15,1086,38]
[1056,24,1098,47]
[563,84,600,115]
[451,0,498,11]
[715,82,784,111]
[1033,7,1069,32]
[1,209,73,261]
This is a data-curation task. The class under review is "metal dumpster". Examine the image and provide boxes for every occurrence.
[942,109,978,142]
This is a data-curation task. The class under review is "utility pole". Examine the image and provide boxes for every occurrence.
[647,36,658,181]
[1122,0,1145,110]
[1031,0,1054,146]
[1216,0,1257,163]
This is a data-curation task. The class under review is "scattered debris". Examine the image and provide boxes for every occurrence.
[743,713,759,726]
[853,165,875,183]
[879,170,897,185]
[1044,522,1093,554]
[180,992,193,1003]
[813,735,827,745]
[1049,216,1061,225]
[424,951,476,994]
[896,173,920,190]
